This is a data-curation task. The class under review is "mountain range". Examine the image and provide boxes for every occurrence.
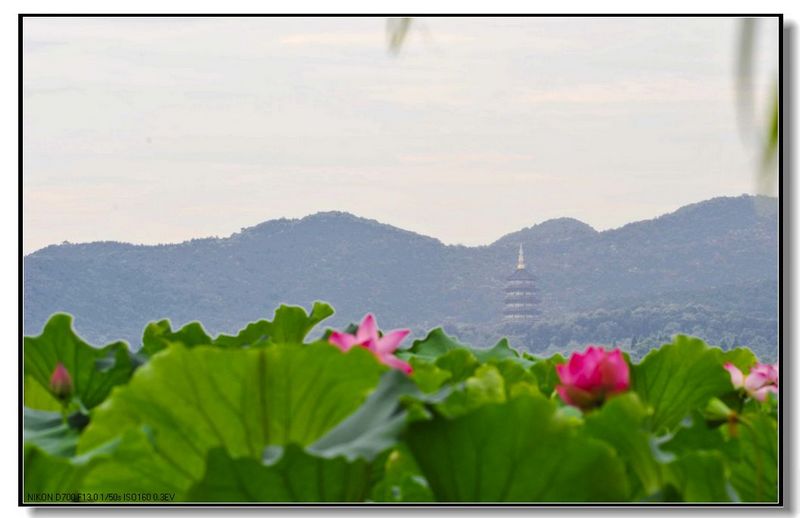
[22,194,779,361]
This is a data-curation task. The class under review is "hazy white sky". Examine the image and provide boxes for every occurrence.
[22,16,779,253]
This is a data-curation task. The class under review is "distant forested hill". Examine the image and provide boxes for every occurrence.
[23,194,779,360]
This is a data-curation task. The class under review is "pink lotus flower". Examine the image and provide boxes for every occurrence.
[328,314,413,374]
[724,362,778,402]
[555,346,630,410]
[49,362,73,401]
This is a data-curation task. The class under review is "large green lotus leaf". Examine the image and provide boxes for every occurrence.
[24,375,63,412]
[412,344,536,395]
[24,314,135,409]
[185,445,370,503]
[400,328,470,361]
[80,427,190,496]
[436,364,507,419]
[183,371,426,503]
[660,411,732,457]
[23,407,87,457]
[664,450,733,502]
[529,353,565,397]
[729,412,778,502]
[141,320,213,357]
[406,352,530,397]
[26,427,185,498]
[213,301,334,348]
[23,443,107,500]
[370,445,434,503]
[713,347,758,372]
[308,370,421,461]
[401,328,530,367]
[408,358,452,393]
[404,394,629,502]
[741,391,778,421]
[632,335,733,432]
[434,348,479,383]
[584,393,662,498]
[472,338,531,367]
[409,360,538,421]
[78,342,384,494]
[490,358,538,397]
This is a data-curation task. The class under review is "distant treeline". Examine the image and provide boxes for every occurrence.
[447,297,778,363]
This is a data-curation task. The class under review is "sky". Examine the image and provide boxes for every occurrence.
[22,16,779,253]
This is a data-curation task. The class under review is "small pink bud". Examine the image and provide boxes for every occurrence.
[49,362,73,401]
[555,345,629,410]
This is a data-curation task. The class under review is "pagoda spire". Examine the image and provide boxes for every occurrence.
[517,243,526,270]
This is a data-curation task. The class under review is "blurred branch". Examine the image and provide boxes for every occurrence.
[736,18,779,196]
[759,85,779,194]
[387,18,413,55]
[736,19,757,136]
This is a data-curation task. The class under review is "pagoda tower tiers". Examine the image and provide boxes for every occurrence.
[503,244,540,324]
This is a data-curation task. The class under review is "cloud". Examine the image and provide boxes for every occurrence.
[279,32,384,47]
[278,28,475,48]
[517,77,736,105]
[400,152,537,165]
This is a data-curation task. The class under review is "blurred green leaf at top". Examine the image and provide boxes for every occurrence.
[387,18,412,55]
[736,18,779,196]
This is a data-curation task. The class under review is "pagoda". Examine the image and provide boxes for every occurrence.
[502,244,539,325]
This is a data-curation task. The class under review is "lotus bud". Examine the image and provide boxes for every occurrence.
[49,362,73,401]
[555,346,630,411]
